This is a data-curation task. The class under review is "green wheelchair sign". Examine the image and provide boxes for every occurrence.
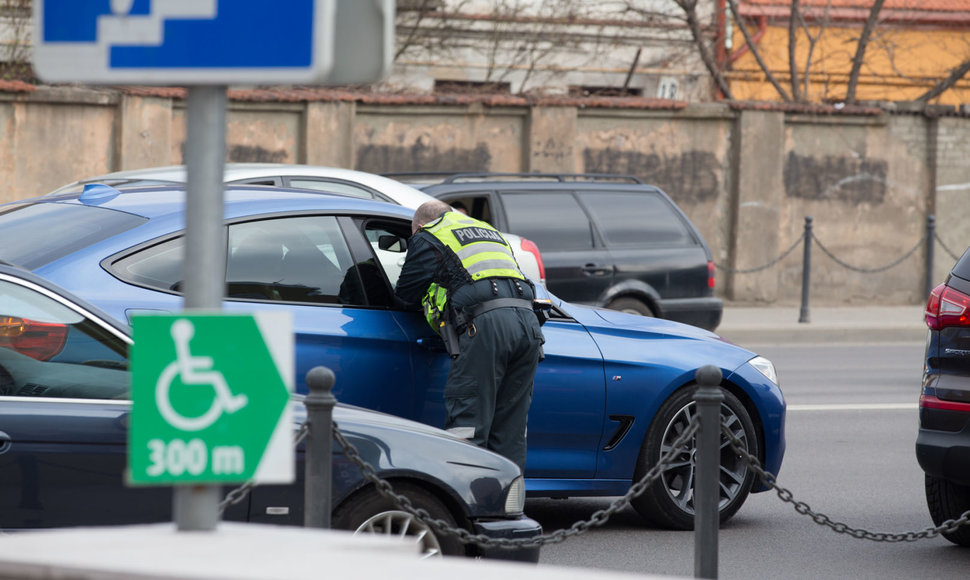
[129,312,294,485]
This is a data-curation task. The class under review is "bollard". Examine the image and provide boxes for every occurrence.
[926,215,936,299]
[304,366,336,529]
[694,364,723,580]
[798,216,813,324]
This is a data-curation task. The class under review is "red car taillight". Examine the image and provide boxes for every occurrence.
[920,394,970,413]
[925,283,970,330]
[708,260,716,289]
[0,316,68,361]
[520,238,546,282]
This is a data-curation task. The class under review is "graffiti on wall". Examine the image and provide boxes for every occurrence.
[357,141,492,174]
[229,145,289,163]
[784,152,887,204]
[581,149,720,204]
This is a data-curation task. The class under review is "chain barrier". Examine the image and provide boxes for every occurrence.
[720,422,970,542]
[332,417,699,550]
[218,422,309,514]
[935,232,963,262]
[219,410,970,549]
[812,232,926,274]
[714,237,803,274]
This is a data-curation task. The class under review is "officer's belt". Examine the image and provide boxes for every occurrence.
[467,298,534,319]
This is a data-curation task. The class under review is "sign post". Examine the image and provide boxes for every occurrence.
[33,0,394,532]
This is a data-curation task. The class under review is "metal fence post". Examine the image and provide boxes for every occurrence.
[926,215,936,299]
[798,216,813,324]
[694,364,723,580]
[304,366,336,529]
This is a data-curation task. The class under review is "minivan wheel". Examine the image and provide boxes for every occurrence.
[926,474,970,546]
[631,386,758,530]
[607,297,654,317]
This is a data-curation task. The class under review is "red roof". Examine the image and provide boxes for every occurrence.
[739,0,970,23]
[742,0,970,9]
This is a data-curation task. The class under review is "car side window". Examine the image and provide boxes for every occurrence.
[578,191,695,247]
[440,194,493,224]
[227,216,358,305]
[502,192,594,250]
[0,278,128,400]
[111,237,185,292]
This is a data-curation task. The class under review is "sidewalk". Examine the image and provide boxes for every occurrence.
[714,304,927,345]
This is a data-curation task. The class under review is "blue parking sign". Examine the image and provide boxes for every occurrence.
[33,0,336,84]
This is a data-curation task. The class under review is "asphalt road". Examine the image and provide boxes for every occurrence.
[528,341,970,579]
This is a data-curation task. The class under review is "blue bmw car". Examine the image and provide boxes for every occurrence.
[0,184,786,529]
[0,262,541,559]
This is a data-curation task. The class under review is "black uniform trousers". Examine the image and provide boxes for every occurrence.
[443,305,543,472]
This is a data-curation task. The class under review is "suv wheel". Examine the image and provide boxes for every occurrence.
[926,474,970,546]
[607,297,654,317]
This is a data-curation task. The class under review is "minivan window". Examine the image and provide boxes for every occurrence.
[503,192,594,250]
[578,191,695,247]
[0,203,147,270]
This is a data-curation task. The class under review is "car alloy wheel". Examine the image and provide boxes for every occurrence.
[632,386,758,530]
[332,482,465,558]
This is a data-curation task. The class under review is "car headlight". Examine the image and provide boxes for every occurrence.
[747,355,778,385]
[504,476,526,514]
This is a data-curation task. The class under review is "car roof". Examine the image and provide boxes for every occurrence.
[41,184,416,222]
[51,164,437,209]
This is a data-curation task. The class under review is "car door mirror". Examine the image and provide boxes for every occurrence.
[378,235,407,252]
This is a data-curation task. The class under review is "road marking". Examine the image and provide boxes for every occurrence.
[788,403,917,412]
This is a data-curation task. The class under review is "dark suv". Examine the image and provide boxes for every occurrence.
[919,246,970,546]
[409,173,722,331]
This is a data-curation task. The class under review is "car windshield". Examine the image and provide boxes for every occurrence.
[0,203,147,269]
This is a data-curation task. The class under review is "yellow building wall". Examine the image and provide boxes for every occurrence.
[728,24,970,105]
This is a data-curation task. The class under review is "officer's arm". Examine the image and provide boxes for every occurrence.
[393,234,438,308]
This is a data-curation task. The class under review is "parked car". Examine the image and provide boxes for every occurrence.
[918,246,970,547]
[404,173,722,331]
[48,164,544,284]
[0,184,785,530]
[0,261,540,559]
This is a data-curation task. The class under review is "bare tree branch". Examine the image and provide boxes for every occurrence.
[844,0,887,104]
[726,0,790,101]
[788,0,801,101]
[673,0,733,100]
[916,58,970,103]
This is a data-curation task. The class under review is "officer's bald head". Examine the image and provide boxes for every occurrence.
[412,200,453,234]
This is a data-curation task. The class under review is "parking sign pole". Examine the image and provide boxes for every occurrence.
[175,85,229,532]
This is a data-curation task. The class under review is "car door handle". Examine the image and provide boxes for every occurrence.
[582,263,611,276]
[416,337,446,352]
[0,430,11,455]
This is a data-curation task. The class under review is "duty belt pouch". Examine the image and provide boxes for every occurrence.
[439,314,461,359]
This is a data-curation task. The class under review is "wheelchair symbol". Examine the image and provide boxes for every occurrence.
[156,319,248,431]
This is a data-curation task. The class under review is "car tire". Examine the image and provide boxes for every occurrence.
[631,386,758,530]
[607,297,654,317]
[925,474,970,546]
[332,482,466,558]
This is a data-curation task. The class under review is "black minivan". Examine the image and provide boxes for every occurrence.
[918,246,970,546]
[415,173,722,331]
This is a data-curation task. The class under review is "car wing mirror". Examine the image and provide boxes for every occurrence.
[378,235,407,252]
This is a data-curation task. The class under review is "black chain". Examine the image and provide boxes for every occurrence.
[218,422,309,513]
[332,418,700,550]
[812,232,926,274]
[721,422,970,542]
[934,232,963,262]
[714,237,803,274]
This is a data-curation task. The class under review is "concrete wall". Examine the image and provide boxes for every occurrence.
[2,86,968,306]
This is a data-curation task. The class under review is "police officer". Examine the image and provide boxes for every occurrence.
[395,200,544,472]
